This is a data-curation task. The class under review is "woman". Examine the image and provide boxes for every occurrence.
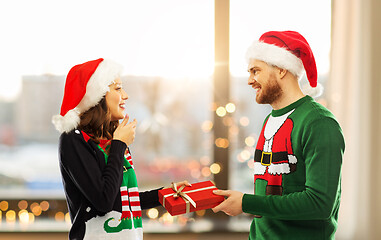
[52,58,188,240]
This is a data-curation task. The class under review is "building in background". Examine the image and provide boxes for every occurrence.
[15,75,64,142]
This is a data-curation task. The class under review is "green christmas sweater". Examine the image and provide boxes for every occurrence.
[242,96,345,240]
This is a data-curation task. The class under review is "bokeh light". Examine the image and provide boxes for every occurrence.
[225,103,236,113]
[201,120,213,132]
[0,201,9,211]
[222,117,234,126]
[147,208,159,219]
[240,150,251,161]
[18,210,30,224]
[65,212,71,224]
[215,138,229,148]
[30,203,42,216]
[210,163,221,174]
[161,212,174,225]
[18,200,28,210]
[55,212,65,222]
[195,209,206,217]
[6,210,16,223]
[28,213,35,223]
[201,167,211,177]
[216,107,227,117]
[239,116,250,126]
[40,201,50,211]
[245,136,256,147]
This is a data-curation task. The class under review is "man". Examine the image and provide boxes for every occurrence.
[212,31,345,240]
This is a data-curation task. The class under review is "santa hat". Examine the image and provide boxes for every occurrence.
[52,58,123,133]
[245,31,323,97]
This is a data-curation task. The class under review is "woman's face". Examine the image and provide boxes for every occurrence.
[105,78,128,121]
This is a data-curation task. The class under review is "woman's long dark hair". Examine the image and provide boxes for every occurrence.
[78,97,118,143]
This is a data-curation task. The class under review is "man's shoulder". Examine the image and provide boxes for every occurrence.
[294,98,337,123]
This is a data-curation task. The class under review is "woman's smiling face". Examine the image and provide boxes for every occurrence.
[105,78,128,121]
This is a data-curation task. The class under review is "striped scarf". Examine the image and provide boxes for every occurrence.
[97,140,143,232]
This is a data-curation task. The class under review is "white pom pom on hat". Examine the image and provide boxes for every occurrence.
[52,58,123,133]
[245,30,323,98]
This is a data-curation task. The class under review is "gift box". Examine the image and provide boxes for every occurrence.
[158,180,224,216]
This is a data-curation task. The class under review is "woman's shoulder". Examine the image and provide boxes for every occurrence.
[59,129,91,146]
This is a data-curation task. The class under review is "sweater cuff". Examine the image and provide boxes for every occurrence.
[139,187,164,210]
[109,139,127,155]
[242,193,263,215]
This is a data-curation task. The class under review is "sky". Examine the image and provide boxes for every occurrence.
[0,0,331,101]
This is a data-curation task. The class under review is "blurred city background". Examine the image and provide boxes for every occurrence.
[1,0,380,239]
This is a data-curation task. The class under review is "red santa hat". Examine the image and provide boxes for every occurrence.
[245,30,323,97]
[52,58,123,133]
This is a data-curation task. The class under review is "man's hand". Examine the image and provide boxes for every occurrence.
[212,190,244,216]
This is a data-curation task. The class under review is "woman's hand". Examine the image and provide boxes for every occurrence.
[170,180,192,189]
[113,114,137,146]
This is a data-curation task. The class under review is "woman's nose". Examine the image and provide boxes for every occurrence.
[122,89,128,100]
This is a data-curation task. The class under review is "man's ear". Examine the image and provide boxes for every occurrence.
[278,67,288,79]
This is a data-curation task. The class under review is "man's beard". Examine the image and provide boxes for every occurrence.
[255,73,283,105]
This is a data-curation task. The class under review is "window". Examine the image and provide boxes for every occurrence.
[228,0,332,201]
[0,0,214,232]
[0,0,332,233]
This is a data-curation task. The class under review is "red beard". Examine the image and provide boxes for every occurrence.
[255,74,283,105]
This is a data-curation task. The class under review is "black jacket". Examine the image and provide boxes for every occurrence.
[59,130,161,240]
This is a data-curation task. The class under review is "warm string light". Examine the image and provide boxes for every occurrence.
[18,210,30,224]
[0,201,8,211]
[160,212,174,225]
[147,208,159,219]
[40,201,50,211]
[0,199,70,226]
[30,202,42,216]
[18,200,28,210]
[209,101,257,173]
[65,212,71,224]
[6,210,16,223]
[239,116,250,126]
[215,102,236,117]
[216,107,226,117]
[55,212,65,221]
[215,138,229,148]
[195,210,206,217]
[225,103,236,113]
[245,136,256,147]
[209,163,221,174]
[201,120,213,132]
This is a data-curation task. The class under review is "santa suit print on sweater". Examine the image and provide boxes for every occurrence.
[254,109,296,195]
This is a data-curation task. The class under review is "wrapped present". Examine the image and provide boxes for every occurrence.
[158,180,224,216]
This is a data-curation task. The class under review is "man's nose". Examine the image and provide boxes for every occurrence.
[248,75,255,85]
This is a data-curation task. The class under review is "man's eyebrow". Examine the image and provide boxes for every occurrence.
[248,66,258,72]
